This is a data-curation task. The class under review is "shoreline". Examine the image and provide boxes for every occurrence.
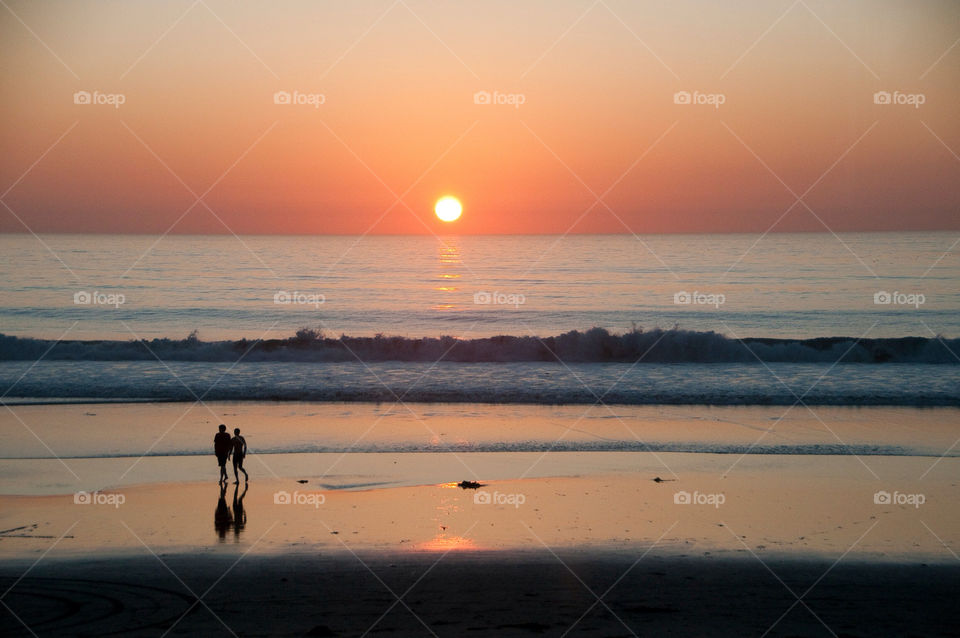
[4,403,959,467]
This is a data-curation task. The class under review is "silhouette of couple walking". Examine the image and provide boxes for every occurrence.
[214,424,248,484]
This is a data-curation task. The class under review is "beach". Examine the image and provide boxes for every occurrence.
[2,403,958,635]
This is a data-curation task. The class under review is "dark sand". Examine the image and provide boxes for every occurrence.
[2,551,958,637]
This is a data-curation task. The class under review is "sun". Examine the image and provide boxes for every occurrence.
[434,196,462,222]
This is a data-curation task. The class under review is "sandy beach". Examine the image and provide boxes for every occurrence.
[2,437,958,635]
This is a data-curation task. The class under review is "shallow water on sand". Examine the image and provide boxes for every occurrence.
[2,403,958,465]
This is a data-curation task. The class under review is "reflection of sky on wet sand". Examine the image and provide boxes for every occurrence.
[416,482,480,552]
[416,535,479,552]
[1,453,958,563]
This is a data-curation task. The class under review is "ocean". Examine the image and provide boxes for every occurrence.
[0,232,957,405]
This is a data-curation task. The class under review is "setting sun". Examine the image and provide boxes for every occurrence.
[434,196,462,222]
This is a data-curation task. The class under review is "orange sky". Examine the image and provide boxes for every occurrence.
[1,0,958,234]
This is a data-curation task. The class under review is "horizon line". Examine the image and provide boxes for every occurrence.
[1,229,957,238]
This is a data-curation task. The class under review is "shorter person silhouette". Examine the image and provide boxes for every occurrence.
[214,424,231,484]
[231,428,248,483]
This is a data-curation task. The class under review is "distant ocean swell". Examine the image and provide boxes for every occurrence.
[2,328,958,363]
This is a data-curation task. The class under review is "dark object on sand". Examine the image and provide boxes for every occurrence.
[457,480,484,489]
[652,477,676,483]
[297,479,308,484]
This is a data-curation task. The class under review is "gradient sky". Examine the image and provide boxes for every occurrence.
[1,0,958,234]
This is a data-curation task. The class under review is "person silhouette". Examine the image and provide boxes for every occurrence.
[214,483,233,541]
[231,428,248,483]
[233,482,247,538]
[214,424,232,484]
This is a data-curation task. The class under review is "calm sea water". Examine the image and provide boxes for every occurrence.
[0,232,957,341]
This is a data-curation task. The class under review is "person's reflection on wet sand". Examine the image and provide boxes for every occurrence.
[233,483,247,538]
[215,483,233,541]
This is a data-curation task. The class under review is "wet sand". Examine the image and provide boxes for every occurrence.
[1,461,958,636]
[1,456,957,559]
[3,551,958,637]
[2,402,958,635]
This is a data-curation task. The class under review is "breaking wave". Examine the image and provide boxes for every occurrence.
[1,328,958,364]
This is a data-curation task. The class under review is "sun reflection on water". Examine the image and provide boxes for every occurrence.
[433,239,464,311]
